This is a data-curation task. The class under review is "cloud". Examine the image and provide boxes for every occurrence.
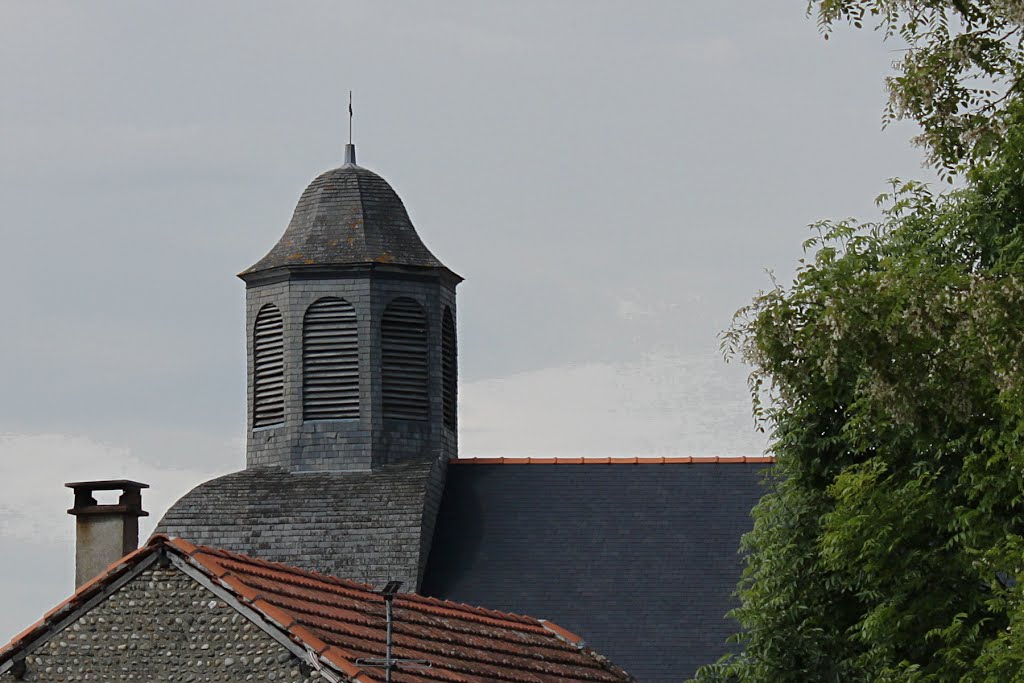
[0,432,229,543]
[460,350,766,458]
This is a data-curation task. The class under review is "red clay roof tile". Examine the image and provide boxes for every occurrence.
[185,542,632,682]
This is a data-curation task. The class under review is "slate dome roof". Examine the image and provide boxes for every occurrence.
[242,154,448,276]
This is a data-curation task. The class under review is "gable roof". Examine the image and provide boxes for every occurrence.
[422,458,772,682]
[1,535,634,683]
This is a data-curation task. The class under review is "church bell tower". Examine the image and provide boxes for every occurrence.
[239,143,461,472]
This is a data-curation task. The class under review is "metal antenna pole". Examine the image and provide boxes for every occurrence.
[354,581,432,678]
[385,592,394,683]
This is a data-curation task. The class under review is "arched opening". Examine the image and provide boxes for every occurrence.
[303,297,359,420]
[442,307,457,430]
[381,297,429,421]
[252,304,284,428]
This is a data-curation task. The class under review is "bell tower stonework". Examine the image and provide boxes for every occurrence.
[239,144,461,472]
[158,143,460,588]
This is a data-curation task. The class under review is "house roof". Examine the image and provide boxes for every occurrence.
[155,460,441,590]
[421,458,772,682]
[0,536,634,683]
[240,161,454,279]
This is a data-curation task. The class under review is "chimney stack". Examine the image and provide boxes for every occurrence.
[66,480,149,588]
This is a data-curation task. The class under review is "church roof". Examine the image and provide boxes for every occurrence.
[1,536,635,682]
[241,155,452,278]
[154,456,769,681]
[155,461,443,591]
[421,458,771,682]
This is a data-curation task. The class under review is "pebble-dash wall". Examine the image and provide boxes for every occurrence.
[1,567,317,682]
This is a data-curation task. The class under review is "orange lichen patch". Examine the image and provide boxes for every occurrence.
[451,455,775,465]
[374,252,394,263]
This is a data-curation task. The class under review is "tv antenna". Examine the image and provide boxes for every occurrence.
[355,581,431,683]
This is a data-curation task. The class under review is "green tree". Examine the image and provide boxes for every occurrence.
[693,104,1024,682]
[808,0,1024,171]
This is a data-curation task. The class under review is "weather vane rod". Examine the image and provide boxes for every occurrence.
[348,90,353,145]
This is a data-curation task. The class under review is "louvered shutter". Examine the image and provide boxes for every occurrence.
[442,308,457,430]
[381,297,429,421]
[303,298,359,420]
[252,304,284,428]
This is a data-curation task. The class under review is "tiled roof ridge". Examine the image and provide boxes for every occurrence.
[451,455,775,465]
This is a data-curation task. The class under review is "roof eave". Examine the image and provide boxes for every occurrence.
[238,262,464,287]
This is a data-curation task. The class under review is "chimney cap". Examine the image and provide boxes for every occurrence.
[65,480,149,491]
[66,480,149,518]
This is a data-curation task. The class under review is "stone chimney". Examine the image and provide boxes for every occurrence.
[66,480,149,588]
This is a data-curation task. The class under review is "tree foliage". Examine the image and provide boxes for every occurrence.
[809,0,1024,171]
[693,103,1024,681]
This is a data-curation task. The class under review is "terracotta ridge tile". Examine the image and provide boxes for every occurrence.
[217,574,263,604]
[251,598,297,630]
[165,536,200,556]
[450,455,775,465]
[539,620,585,646]
[286,624,329,654]
[320,645,375,681]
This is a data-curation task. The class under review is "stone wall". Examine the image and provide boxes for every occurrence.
[1,566,319,682]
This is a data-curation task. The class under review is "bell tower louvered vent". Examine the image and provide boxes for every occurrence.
[252,304,284,428]
[303,297,359,420]
[242,156,462,470]
[381,297,429,421]
[442,308,457,430]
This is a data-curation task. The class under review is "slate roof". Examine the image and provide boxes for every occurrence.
[421,458,772,683]
[241,161,451,277]
[1,536,635,683]
[155,461,441,590]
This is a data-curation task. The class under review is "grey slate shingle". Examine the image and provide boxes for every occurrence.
[420,463,768,683]
[155,461,441,590]
[241,163,447,276]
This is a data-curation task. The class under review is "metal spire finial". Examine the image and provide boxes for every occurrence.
[344,90,356,165]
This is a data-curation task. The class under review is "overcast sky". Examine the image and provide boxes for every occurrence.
[0,1,939,638]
